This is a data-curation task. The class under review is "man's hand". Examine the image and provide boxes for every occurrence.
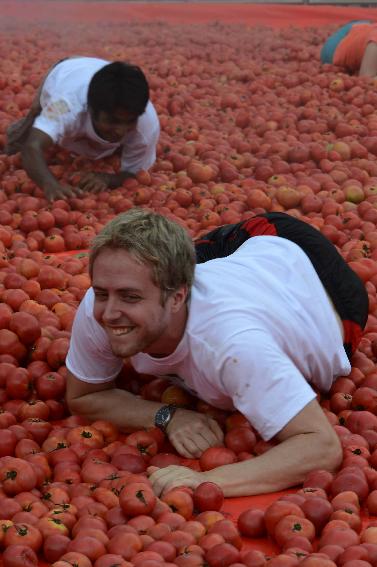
[44,181,81,202]
[148,465,206,497]
[166,409,224,458]
[78,172,110,193]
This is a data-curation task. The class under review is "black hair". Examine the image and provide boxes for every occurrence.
[87,61,149,118]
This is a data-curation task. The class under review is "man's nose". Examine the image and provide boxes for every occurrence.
[102,297,122,322]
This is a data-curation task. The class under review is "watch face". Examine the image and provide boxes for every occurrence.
[160,406,171,428]
[155,405,176,431]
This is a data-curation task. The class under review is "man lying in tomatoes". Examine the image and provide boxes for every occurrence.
[5,57,160,202]
[65,209,368,497]
[321,20,377,76]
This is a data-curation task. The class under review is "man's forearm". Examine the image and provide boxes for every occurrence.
[68,387,165,432]
[203,432,342,497]
[21,145,59,191]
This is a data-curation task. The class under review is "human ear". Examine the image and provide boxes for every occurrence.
[170,285,189,312]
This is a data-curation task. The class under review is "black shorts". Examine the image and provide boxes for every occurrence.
[195,212,369,360]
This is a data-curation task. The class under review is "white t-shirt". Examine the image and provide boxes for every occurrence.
[66,237,351,441]
[33,57,160,173]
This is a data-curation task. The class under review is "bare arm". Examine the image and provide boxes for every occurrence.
[66,370,167,432]
[66,370,224,451]
[359,41,377,77]
[149,399,343,497]
[21,128,78,201]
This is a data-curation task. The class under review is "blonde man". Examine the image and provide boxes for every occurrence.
[66,209,367,497]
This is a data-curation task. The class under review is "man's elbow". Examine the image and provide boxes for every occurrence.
[66,394,89,417]
[316,431,343,473]
[65,396,79,416]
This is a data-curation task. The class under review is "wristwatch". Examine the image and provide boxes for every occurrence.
[154,404,177,433]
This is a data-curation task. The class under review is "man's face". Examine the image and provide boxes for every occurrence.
[91,109,138,142]
[92,248,178,358]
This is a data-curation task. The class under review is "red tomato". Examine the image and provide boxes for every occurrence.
[66,426,104,449]
[161,488,194,520]
[35,371,66,400]
[224,426,257,454]
[126,430,159,459]
[0,428,18,457]
[9,312,41,346]
[0,457,37,494]
[2,544,38,567]
[237,508,266,538]
[193,482,224,512]
[208,519,242,550]
[264,500,305,536]
[273,514,316,547]
[205,542,240,567]
[4,523,43,552]
[199,447,237,471]
[120,482,156,517]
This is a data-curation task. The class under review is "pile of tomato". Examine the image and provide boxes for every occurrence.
[2,16,377,567]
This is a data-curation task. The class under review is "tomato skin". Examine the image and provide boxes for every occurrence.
[126,430,159,459]
[224,426,257,454]
[0,457,38,494]
[3,523,43,553]
[264,500,305,536]
[35,371,66,400]
[149,452,182,468]
[2,544,39,567]
[208,519,242,550]
[161,488,194,520]
[107,532,143,560]
[0,429,18,457]
[94,554,132,567]
[193,482,224,512]
[9,312,41,346]
[91,420,119,443]
[273,514,316,547]
[66,426,104,449]
[5,368,32,400]
[205,542,241,567]
[120,482,157,517]
[17,400,50,421]
[237,508,266,538]
[67,536,107,562]
[60,551,93,567]
[199,447,237,471]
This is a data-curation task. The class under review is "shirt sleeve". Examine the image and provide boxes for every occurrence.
[66,288,124,383]
[121,124,160,173]
[33,98,77,144]
[219,331,317,441]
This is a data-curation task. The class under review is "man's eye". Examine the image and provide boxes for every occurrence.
[122,296,141,303]
[94,292,107,300]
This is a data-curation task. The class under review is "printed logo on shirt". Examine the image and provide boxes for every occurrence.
[42,100,70,120]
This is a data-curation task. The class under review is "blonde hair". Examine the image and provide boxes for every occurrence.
[89,209,196,301]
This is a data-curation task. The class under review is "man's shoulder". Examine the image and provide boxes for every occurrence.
[136,101,160,133]
[45,58,109,100]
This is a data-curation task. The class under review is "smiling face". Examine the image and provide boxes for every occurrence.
[92,247,186,358]
[91,108,138,143]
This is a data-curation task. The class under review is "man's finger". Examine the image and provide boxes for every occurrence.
[61,185,75,198]
[207,418,225,443]
[78,173,93,187]
[170,437,195,459]
[92,181,106,194]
